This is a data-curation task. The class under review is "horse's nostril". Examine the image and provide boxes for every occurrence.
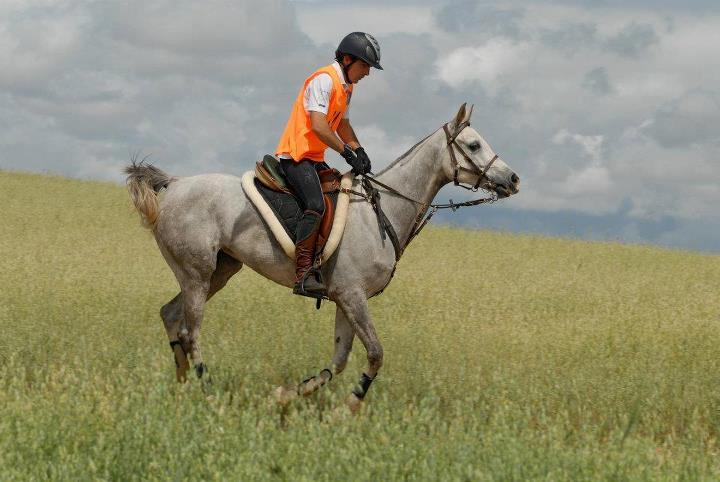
[511,173,519,184]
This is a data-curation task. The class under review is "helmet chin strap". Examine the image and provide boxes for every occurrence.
[341,56,357,84]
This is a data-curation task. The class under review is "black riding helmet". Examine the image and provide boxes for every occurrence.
[334,32,383,82]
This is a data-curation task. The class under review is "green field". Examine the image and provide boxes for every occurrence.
[2,170,720,481]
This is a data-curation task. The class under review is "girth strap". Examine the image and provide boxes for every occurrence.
[361,177,402,261]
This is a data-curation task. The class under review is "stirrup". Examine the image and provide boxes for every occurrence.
[293,268,327,299]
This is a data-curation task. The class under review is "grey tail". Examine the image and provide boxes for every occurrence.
[123,155,174,229]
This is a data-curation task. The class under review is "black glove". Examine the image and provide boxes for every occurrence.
[341,144,364,174]
[354,147,372,175]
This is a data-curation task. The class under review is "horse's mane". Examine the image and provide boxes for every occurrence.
[376,128,439,175]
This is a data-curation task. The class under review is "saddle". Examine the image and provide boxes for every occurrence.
[252,155,344,259]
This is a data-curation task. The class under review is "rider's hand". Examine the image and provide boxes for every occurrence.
[341,144,364,174]
[354,147,372,175]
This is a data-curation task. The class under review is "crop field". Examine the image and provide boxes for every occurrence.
[2,170,720,480]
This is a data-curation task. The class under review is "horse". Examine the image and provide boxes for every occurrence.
[124,103,520,411]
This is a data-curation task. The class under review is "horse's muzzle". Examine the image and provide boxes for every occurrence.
[495,173,520,198]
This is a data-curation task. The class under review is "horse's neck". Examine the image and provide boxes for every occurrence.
[374,131,447,248]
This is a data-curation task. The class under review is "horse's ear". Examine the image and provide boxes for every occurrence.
[467,104,474,123]
[453,103,467,127]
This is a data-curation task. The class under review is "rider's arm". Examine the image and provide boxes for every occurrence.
[310,111,347,153]
[336,119,360,150]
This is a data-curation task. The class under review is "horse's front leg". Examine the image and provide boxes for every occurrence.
[334,288,383,413]
[276,306,355,404]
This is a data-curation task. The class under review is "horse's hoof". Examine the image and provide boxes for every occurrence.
[274,386,297,407]
[344,393,363,414]
[195,363,208,379]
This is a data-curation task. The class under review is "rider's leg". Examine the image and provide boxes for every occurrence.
[280,158,326,294]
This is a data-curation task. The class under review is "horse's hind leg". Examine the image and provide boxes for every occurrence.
[161,251,243,382]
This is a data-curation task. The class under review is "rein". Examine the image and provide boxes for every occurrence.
[341,121,498,261]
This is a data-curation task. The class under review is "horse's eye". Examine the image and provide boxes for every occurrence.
[468,142,481,152]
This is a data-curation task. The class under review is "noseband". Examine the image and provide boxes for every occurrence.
[442,121,498,191]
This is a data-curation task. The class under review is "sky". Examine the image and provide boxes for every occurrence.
[1,0,719,252]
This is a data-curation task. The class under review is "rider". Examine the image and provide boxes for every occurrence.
[276,32,383,297]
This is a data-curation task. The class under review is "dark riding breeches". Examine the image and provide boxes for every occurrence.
[280,158,327,243]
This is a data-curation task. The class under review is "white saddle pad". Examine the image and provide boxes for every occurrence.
[241,171,354,265]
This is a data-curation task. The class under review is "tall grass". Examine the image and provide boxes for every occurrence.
[2,170,720,480]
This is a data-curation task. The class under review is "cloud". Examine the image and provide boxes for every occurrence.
[604,22,659,57]
[540,22,598,56]
[582,67,615,95]
[353,125,416,171]
[564,166,612,195]
[0,0,321,179]
[435,2,526,40]
[436,39,530,91]
[552,129,605,163]
[642,89,720,148]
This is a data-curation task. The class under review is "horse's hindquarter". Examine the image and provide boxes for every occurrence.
[159,174,294,286]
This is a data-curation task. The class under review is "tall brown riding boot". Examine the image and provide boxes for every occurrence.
[293,212,327,298]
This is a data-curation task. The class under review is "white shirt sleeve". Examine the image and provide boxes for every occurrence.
[303,73,351,120]
[303,73,333,115]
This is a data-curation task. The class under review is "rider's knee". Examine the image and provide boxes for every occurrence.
[305,197,325,217]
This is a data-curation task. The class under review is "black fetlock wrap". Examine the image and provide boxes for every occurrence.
[195,362,207,379]
[352,373,374,400]
[319,368,333,382]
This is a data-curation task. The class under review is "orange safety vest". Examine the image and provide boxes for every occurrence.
[276,64,353,162]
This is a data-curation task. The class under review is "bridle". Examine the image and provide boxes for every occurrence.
[443,119,499,191]
[343,120,499,263]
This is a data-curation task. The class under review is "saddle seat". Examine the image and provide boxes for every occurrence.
[253,155,343,261]
[255,155,342,195]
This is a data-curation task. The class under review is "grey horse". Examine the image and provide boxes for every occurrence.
[125,103,519,410]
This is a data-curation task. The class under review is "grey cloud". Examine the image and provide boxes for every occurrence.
[539,21,660,59]
[91,1,311,57]
[0,0,324,179]
[582,67,614,95]
[540,22,598,56]
[643,90,720,148]
[604,22,659,58]
[354,0,720,10]
[435,2,526,40]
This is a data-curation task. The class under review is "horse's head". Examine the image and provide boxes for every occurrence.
[441,103,520,198]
